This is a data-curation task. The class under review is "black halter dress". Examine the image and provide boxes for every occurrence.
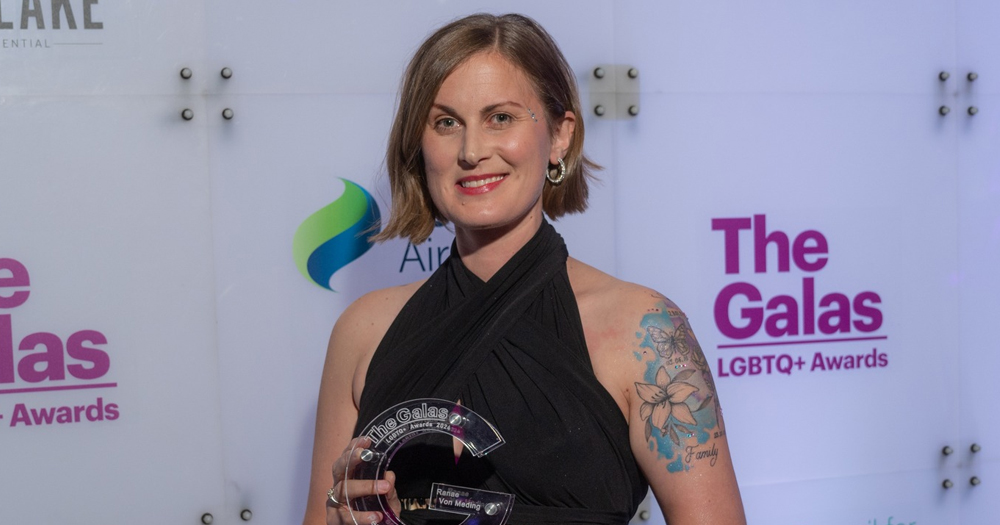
[354,222,647,525]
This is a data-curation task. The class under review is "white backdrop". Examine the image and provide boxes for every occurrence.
[0,1,996,524]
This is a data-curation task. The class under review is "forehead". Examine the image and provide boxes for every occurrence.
[435,52,540,106]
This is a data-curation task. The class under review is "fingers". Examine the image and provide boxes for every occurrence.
[342,478,392,500]
[326,476,391,525]
[345,437,374,478]
[384,471,401,516]
[328,475,390,510]
[384,470,397,498]
[332,437,373,483]
[328,436,393,524]
[327,505,383,525]
[345,474,394,525]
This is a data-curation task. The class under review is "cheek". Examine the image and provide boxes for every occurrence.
[424,169,451,208]
[497,134,547,168]
[421,140,450,180]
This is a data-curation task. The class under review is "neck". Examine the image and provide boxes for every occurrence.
[454,213,544,281]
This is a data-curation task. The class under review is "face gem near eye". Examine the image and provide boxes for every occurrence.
[420,52,573,237]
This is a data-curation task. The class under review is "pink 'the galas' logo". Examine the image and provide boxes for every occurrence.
[709,215,888,379]
[711,215,883,340]
[0,258,111,387]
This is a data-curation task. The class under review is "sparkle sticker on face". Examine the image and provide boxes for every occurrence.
[345,399,514,525]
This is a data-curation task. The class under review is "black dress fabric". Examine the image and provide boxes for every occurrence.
[355,222,647,525]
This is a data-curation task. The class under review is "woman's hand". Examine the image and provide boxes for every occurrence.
[326,437,400,525]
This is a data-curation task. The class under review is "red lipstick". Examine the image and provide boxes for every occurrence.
[456,173,507,195]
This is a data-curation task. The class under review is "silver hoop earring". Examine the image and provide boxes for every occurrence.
[546,158,566,185]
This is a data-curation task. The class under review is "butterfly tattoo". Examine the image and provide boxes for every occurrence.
[646,322,691,359]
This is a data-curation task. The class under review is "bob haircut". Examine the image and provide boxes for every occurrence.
[374,13,597,244]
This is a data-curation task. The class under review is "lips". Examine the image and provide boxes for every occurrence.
[456,173,507,195]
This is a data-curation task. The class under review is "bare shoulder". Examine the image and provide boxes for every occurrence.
[332,280,425,351]
[326,280,426,405]
[567,258,720,435]
[567,257,676,359]
[567,258,684,409]
[568,258,666,317]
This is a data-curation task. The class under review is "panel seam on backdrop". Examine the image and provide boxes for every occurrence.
[611,3,621,279]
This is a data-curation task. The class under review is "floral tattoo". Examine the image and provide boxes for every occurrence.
[636,366,705,444]
[634,299,723,472]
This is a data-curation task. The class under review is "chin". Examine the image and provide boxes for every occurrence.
[459,211,540,234]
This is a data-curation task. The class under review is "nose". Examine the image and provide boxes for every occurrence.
[459,127,489,167]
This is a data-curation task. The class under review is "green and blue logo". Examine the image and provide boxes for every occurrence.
[293,178,381,291]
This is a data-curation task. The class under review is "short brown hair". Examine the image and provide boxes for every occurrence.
[374,13,597,244]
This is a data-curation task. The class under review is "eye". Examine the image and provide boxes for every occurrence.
[436,117,457,128]
[432,117,461,133]
[486,112,514,129]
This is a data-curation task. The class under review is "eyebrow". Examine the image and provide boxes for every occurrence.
[430,100,526,117]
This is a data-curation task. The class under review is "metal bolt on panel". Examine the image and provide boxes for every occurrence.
[589,64,641,120]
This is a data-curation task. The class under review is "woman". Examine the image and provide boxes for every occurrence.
[305,13,745,525]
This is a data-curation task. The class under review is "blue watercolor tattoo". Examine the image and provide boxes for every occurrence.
[634,299,723,473]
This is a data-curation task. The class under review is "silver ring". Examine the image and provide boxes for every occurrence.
[327,486,342,507]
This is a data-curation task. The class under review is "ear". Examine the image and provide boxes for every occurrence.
[549,111,576,163]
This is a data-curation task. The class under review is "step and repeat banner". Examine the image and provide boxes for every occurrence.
[1,1,996,524]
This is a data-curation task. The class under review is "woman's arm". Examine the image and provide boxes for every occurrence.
[625,295,746,524]
[303,287,416,525]
[303,300,367,525]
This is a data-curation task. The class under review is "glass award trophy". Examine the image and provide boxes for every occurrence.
[345,399,514,525]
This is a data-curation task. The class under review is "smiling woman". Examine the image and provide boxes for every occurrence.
[420,52,574,245]
[304,13,746,525]
[372,13,595,247]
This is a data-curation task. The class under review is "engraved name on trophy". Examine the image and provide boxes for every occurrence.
[345,399,514,525]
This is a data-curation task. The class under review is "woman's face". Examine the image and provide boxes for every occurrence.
[421,52,574,236]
